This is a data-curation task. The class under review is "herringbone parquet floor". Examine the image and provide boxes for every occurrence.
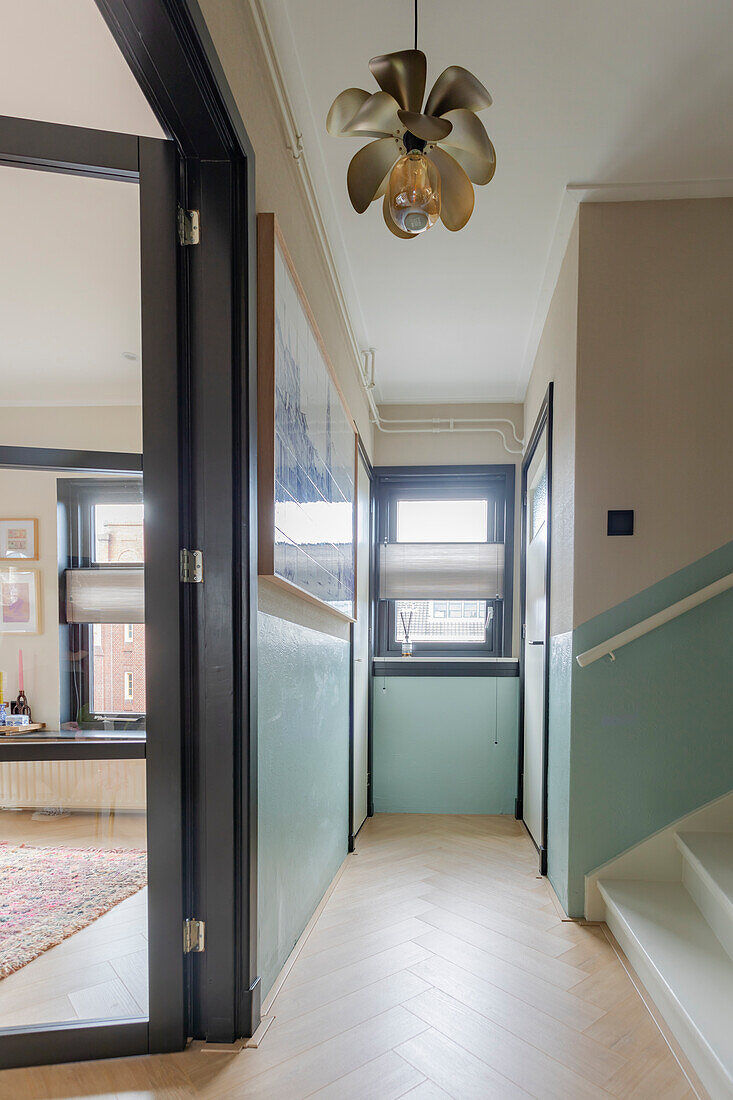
[0,815,701,1099]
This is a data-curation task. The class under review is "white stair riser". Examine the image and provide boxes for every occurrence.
[681,854,733,963]
[601,888,732,1100]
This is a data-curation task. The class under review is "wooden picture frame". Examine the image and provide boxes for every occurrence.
[0,518,38,561]
[0,566,42,634]
[257,213,356,621]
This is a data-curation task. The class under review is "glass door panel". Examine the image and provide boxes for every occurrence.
[0,757,147,1028]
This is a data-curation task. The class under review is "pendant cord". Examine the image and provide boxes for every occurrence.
[414,0,418,49]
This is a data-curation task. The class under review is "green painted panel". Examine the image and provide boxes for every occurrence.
[563,541,733,916]
[257,613,349,998]
[372,676,519,814]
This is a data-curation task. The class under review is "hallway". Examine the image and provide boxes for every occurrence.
[0,816,697,1099]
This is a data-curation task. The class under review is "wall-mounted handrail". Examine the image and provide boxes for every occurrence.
[576,572,733,668]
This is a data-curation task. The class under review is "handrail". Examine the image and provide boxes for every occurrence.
[576,572,733,668]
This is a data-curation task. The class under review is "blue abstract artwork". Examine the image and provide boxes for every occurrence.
[273,241,355,615]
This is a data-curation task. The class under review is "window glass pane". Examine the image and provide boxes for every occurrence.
[94,504,144,563]
[0,759,148,1027]
[91,623,146,717]
[396,499,487,543]
[530,467,548,541]
[395,599,489,645]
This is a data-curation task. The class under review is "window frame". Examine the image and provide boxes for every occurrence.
[374,465,515,658]
[58,477,145,728]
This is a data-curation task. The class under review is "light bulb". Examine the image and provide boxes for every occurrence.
[388,152,440,234]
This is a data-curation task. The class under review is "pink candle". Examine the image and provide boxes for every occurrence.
[18,649,23,692]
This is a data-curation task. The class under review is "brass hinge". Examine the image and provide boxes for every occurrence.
[180,548,203,584]
[177,205,200,246]
[183,918,206,953]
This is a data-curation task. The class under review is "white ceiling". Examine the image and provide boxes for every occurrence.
[0,0,162,407]
[262,0,733,403]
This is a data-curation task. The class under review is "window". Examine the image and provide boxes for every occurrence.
[59,478,146,729]
[375,466,514,657]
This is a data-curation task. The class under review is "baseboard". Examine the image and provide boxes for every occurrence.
[260,852,353,1017]
[601,924,710,1100]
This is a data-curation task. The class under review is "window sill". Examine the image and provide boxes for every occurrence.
[372,657,519,677]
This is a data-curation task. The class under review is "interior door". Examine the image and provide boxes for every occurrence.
[522,442,548,851]
[352,448,371,838]
[0,117,184,1068]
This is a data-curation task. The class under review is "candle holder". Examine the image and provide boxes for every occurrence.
[11,691,31,720]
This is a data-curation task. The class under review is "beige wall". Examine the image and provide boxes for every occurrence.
[1,406,142,451]
[197,0,375,638]
[574,198,733,625]
[524,216,579,637]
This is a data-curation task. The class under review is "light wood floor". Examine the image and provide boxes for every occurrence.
[0,810,148,1028]
[0,814,700,1099]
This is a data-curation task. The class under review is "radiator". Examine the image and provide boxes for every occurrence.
[0,759,146,812]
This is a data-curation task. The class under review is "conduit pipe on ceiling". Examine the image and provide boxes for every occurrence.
[247,0,525,457]
[361,352,525,455]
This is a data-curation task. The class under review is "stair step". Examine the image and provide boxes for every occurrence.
[599,879,733,1100]
[676,832,733,961]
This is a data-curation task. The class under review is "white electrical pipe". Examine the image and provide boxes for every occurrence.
[361,351,525,454]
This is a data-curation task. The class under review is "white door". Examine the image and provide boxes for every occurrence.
[352,449,370,836]
[522,440,548,850]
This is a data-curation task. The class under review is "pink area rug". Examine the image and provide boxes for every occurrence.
[0,843,147,978]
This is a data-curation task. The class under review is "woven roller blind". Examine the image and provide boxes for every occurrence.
[379,542,505,600]
[65,568,144,624]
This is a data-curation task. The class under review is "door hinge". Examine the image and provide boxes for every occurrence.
[177,205,200,245]
[180,548,203,584]
[183,918,205,953]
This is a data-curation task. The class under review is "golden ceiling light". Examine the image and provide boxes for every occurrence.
[327,2,496,239]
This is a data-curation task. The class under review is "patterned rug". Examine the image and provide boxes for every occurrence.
[0,843,147,979]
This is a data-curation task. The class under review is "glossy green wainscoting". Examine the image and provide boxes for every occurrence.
[561,540,733,916]
[257,613,349,999]
[372,675,519,815]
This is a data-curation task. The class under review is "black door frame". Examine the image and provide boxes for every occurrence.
[0,0,260,1067]
[516,383,553,876]
[0,113,183,1067]
[95,0,260,1045]
[349,437,374,849]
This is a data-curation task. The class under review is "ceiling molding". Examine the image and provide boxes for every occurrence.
[246,0,379,410]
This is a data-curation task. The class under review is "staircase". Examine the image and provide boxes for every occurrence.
[599,830,733,1100]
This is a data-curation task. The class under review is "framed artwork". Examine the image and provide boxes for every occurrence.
[0,518,38,561]
[257,213,356,620]
[0,567,42,634]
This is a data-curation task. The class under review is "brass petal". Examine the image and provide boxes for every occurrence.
[397,110,452,142]
[382,195,417,239]
[326,88,370,135]
[444,142,496,186]
[347,92,401,137]
[439,110,496,185]
[347,138,400,213]
[428,146,475,231]
[369,49,426,113]
[425,66,492,117]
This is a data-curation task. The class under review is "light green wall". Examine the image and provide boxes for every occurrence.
[372,676,519,814]
[559,541,733,916]
[257,613,349,999]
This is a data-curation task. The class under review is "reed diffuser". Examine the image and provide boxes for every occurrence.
[400,610,413,657]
